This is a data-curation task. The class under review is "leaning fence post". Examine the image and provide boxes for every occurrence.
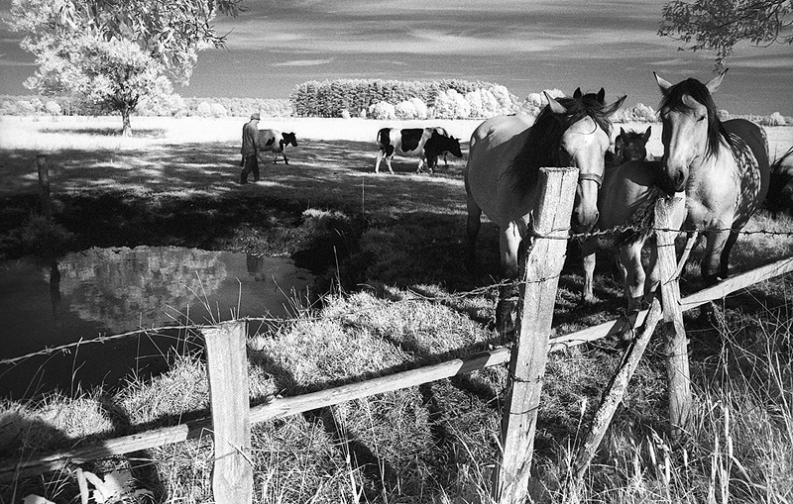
[654,197,692,439]
[202,321,253,504]
[492,167,579,504]
[35,154,52,221]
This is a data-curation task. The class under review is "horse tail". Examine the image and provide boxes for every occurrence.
[765,145,793,215]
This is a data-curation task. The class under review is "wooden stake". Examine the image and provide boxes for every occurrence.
[654,197,691,438]
[35,154,51,220]
[492,167,579,504]
[202,321,253,504]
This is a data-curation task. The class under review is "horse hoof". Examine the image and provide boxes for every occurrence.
[580,294,598,306]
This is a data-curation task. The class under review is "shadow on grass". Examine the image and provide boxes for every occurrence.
[38,127,168,138]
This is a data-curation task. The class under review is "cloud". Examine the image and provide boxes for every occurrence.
[272,58,334,67]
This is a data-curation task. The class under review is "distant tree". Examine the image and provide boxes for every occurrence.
[6,0,242,135]
[659,0,793,70]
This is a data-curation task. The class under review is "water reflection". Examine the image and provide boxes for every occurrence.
[0,246,313,397]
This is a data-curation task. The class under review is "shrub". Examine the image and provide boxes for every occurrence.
[765,112,786,126]
[210,102,227,118]
[1,100,17,115]
[16,100,35,115]
[409,97,428,119]
[340,109,351,119]
[433,89,470,119]
[196,101,212,117]
[44,100,62,115]
[369,101,396,120]
[395,100,418,119]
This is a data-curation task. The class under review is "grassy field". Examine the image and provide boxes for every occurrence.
[1,115,793,503]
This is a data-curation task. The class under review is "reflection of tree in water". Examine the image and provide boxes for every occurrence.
[51,246,227,332]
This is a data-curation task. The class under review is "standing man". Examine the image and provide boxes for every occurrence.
[240,112,262,184]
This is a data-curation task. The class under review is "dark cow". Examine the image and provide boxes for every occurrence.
[257,129,298,164]
[375,127,463,174]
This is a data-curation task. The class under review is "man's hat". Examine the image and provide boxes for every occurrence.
[250,112,261,120]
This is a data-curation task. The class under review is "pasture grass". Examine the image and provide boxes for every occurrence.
[1,117,792,502]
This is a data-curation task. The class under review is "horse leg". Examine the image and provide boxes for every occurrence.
[718,229,741,279]
[619,240,646,311]
[643,236,660,304]
[701,228,731,285]
[465,193,482,273]
[580,239,597,304]
[496,224,521,338]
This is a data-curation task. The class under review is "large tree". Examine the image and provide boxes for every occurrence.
[7,0,242,135]
[659,0,793,70]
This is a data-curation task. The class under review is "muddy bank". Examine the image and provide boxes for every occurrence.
[0,191,367,292]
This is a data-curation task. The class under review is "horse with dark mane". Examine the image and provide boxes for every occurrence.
[465,87,625,329]
[654,70,770,284]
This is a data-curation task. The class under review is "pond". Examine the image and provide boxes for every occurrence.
[0,246,313,398]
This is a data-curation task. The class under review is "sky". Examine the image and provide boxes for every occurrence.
[1,0,791,115]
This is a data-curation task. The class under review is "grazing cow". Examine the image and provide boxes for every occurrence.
[375,127,462,174]
[257,129,298,164]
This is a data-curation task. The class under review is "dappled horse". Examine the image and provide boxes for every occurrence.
[654,70,770,285]
[580,126,688,309]
[465,87,625,331]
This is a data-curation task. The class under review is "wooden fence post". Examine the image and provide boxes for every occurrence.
[202,321,253,504]
[492,167,579,504]
[654,197,692,438]
[35,154,52,221]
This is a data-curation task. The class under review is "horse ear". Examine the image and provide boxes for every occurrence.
[705,69,728,93]
[597,88,605,103]
[602,95,627,116]
[654,72,673,94]
[573,87,582,99]
[545,92,567,114]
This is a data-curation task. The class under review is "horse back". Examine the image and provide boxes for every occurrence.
[722,118,770,202]
[466,114,536,225]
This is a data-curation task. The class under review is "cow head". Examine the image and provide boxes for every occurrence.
[282,132,298,147]
[445,136,463,158]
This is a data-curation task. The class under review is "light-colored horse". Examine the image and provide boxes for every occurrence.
[580,127,678,307]
[654,70,770,284]
[465,88,626,285]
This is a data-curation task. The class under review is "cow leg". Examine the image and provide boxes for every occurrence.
[386,154,394,175]
[443,153,448,168]
[282,151,289,165]
[416,156,425,174]
[375,151,383,173]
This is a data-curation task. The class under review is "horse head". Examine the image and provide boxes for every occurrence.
[614,126,651,164]
[545,89,626,232]
[654,70,726,194]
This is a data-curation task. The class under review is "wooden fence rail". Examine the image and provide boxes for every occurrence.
[2,254,792,484]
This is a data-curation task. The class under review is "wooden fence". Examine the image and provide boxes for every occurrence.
[3,167,793,503]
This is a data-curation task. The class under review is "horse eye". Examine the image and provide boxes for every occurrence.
[697,115,706,122]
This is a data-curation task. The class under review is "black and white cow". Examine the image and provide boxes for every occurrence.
[375,127,462,174]
[257,129,298,164]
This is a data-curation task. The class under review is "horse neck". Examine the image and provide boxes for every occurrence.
[685,135,737,193]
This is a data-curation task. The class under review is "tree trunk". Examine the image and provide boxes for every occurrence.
[121,107,132,137]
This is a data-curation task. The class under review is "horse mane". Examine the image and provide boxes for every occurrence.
[658,78,731,159]
[511,92,616,193]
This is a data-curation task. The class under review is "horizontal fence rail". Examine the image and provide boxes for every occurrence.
[2,255,793,481]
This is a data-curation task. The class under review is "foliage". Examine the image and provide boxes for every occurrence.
[290,78,518,118]
[5,0,242,134]
[659,0,793,70]
[368,101,396,120]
